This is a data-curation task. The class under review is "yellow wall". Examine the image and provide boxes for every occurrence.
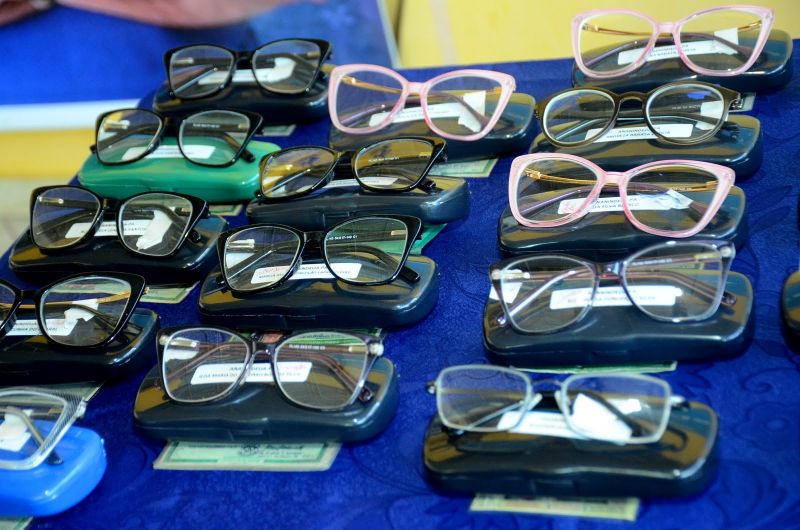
[396,0,800,67]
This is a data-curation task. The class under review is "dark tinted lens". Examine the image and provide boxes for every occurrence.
[323,217,409,284]
[252,39,323,93]
[223,226,302,291]
[260,148,336,199]
[96,109,162,163]
[354,139,433,190]
[169,45,235,99]
[162,328,249,403]
[179,110,250,166]
[40,276,131,347]
[31,187,101,249]
[118,193,193,257]
[0,283,16,328]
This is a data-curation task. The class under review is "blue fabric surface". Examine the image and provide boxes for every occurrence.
[2,50,799,529]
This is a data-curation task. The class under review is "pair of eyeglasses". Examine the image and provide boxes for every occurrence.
[158,327,382,411]
[431,365,679,444]
[165,38,332,100]
[490,240,736,335]
[31,186,208,258]
[93,108,262,168]
[219,215,422,294]
[508,154,734,238]
[0,273,145,348]
[257,137,445,200]
[537,82,743,147]
[328,64,516,141]
[573,6,774,78]
[0,388,86,470]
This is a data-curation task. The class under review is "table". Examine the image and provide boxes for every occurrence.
[5,50,800,529]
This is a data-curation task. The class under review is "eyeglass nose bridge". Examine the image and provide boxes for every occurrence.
[407,81,425,94]
[655,22,677,35]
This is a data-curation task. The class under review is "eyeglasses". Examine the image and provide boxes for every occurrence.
[573,6,774,79]
[328,64,516,141]
[93,108,262,168]
[490,240,736,335]
[431,365,678,444]
[165,38,332,100]
[0,388,86,470]
[536,82,743,147]
[0,273,145,348]
[218,215,422,294]
[158,327,383,411]
[508,154,735,238]
[258,137,445,200]
[31,186,208,258]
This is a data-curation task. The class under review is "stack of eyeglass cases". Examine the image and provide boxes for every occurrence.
[0,4,794,518]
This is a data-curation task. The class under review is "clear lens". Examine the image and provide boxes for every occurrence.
[118,193,193,257]
[563,375,670,443]
[426,74,504,137]
[625,164,721,234]
[513,158,599,224]
[624,242,726,322]
[496,256,595,334]
[354,139,433,190]
[647,84,725,142]
[333,69,403,130]
[40,276,131,347]
[324,217,408,284]
[223,226,301,292]
[0,284,15,328]
[543,90,616,145]
[578,13,655,75]
[679,9,765,73]
[162,328,250,403]
[436,366,530,432]
[96,109,162,164]
[31,187,101,249]
[179,110,250,166]
[274,331,370,410]
[169,45,235,99]
[260,148,336,199]
[252,39,323,93]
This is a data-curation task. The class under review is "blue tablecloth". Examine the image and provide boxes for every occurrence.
[4,50,800,529]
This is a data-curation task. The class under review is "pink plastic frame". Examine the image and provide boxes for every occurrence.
[327,64,516,141]
[572,5,774,79]
[508,153,735,238]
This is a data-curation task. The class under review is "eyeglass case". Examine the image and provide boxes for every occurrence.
[151,77,330,124]
[781,269,800,343]
[328,93,537,162]
[246,176,470,230]
[423,399,718,498]
[529,115,762,179]
[499,185,747,259]
[133,356,397,443]
[0,308,159,385]
[571,29,793,93]
[77,138,280,203]
[483,271,753,366]
[0,425,106,517]
[198,256,438,330]
[9,216,227,284]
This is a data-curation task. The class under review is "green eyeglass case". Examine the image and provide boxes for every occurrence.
[77,138,280,203]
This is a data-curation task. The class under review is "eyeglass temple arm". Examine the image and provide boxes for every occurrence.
[0,406,62,465]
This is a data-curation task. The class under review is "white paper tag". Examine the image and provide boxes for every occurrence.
[122,144,215,161]
[497,411,588,440]
[196,59,298,86]
[64,217,172,242]
[0,412,32,453]
[322,176,399,190]
[557,190,693,214]
[133,209,171,250]
[251,262,362,285]
[367,91,486,133]
[569,393,635,441]
[5,319,44,337]
[617,28,739,65]
[488,282,523,303]
[549,285,682,310]
[189,361,312,385]
[587,124,694,143]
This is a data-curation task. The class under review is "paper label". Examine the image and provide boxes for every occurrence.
[153,441,341,472]
[549,285,682,310]
[429,157,497,178]
[132,209,171,250]
[322,177,399,189]
[259,124,297,137]
[196,59,297,85]
[497,410,588,440]
[488,282,523,303]
[122,144,215,161]
[141,282,199,305]
[617,28,739,65]
[0,412,32,453]
[557,190,693,214]
[587,123,694,142]
[0,517,33,530]
[569,393,636,441]
[208,204,244,217]
[251,262,361,284]
[470,494,640,522]
[367,91,486,133]
[189,362,312,385]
